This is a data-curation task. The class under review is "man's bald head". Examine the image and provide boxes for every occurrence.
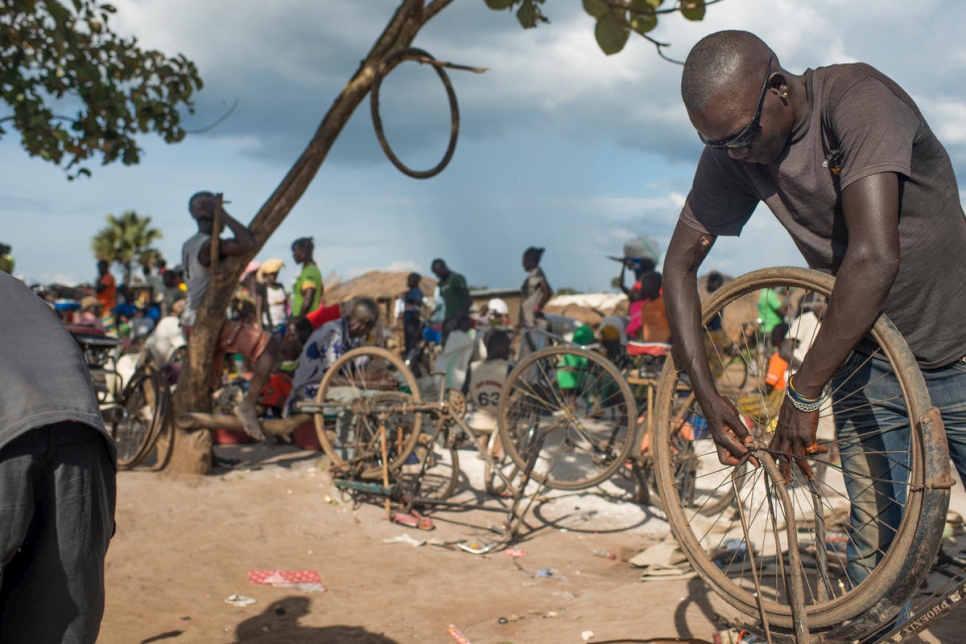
[188,191,216,219]
[682,30,774,114]
[346,297,380,338]
[349,297,380,323]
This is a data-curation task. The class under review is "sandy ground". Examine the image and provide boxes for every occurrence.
[100,441,966,644]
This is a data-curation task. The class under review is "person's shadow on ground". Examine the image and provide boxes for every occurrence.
[232,596,400,643]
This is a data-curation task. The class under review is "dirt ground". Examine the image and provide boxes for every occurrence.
[100,442,966,644]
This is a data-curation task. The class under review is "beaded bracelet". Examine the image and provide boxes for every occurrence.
[786,375,822,413]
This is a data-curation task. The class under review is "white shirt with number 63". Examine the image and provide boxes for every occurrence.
[464,358,512,432]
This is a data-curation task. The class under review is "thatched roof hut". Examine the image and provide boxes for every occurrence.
[324,271,437,304]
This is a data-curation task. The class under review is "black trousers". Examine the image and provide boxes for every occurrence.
[403,318,422,355]
[0,422,116,643]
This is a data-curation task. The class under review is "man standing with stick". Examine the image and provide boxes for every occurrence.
[181,191,279,440]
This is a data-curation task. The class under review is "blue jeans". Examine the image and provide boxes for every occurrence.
[832,351,966,585]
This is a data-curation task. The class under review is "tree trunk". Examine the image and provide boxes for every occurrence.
[165,0,454,476]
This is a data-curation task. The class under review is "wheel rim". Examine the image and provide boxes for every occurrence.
[400,434,459,503]
[314,347,423,479]
[113,368,161,468]
[500,345,637,490]
[652,268,941,633]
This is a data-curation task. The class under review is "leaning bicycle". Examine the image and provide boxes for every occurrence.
[71,329,173,471]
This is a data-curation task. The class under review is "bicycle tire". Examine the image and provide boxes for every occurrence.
[142,415,174,472]
[370,48,459,180]
[313,347,423,480]
[498,345,638,491]
[719,351,749,390]
[114,365,169,470]
[651,267,949,636]
[400,432,460,504]
[136,366,173,471]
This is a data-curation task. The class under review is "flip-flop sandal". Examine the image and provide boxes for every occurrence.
[390,512,420,528]
[410,510,435,531]
[390,511,435,531]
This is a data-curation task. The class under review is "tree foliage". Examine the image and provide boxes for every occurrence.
[0,0,203,178]
[90,210,162,284]
[484,0,712,57]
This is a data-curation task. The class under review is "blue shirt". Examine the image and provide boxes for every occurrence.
[403,288,423,321]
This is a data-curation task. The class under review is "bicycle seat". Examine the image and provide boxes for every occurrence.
[627,341,670,357]
[68,329,121,348]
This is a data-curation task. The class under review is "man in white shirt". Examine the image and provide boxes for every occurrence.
[145,299,187,366]
[180,191,279,440]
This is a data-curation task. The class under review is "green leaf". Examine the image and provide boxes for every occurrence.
[484,0,515,9]
[629,0,657,32]
[680,0,706,21]
[582,0,607,18]
[595,11,630,55]
[629,13,657,33]
[516,0,538,28]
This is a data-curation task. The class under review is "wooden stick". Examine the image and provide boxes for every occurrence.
[380,421,391,520]
[210,198,222,271]
[175,412,310,438]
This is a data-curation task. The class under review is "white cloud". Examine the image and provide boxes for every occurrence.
[928,98,966,145]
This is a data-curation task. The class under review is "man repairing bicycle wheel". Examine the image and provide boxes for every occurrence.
[663,30,966,585]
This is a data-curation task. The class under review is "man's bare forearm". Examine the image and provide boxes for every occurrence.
[664,221,718,400]
[792,248,897,397]
[217,205,257,254]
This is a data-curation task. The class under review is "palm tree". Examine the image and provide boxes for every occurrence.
[91,211,163,285]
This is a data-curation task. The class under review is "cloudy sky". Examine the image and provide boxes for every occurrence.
[4,0,966,292]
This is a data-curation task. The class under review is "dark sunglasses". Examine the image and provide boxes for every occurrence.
[699,57,773,149]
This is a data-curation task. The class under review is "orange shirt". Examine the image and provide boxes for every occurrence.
[96,273,117,311]
[766,352,789,391]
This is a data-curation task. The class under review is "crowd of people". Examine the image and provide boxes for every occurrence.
[22,181,679,454]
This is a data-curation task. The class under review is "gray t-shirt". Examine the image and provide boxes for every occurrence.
[681,63,966,368]
[0,272,115,459]
[180,231,211,328]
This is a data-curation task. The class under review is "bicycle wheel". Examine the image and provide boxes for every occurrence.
[718,351,749,391]
[651,267,950,638]
[314,347,423,480]
[112,364,170,470]
[644,385,741,517]
[400,430,460,503]
[499,345,637,490]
